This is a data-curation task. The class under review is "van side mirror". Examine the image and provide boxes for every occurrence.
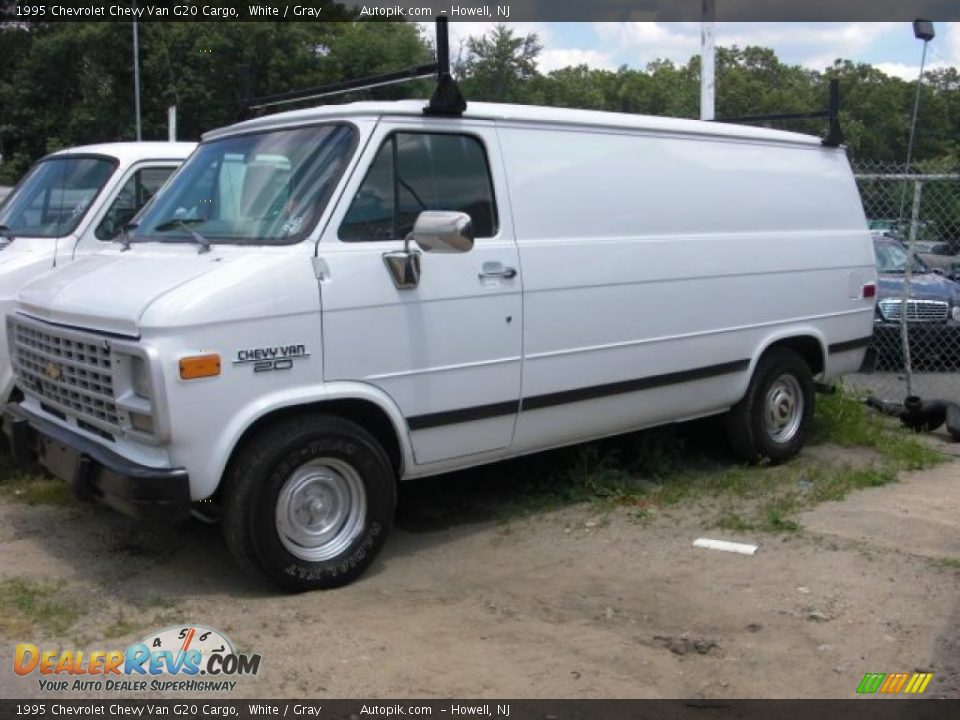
[409,211,474,254]
[382,211,474,290]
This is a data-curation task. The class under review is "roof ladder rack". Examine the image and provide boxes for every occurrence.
[714,79,844,148]
[243,18,466,118]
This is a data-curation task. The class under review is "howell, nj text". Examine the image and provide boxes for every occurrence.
[356,5,510,17]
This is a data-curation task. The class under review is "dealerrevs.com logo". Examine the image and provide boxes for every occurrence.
[14,625,261,693]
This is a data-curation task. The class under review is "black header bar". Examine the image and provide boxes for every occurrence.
[2,0,959,22]
[1,700,960,719]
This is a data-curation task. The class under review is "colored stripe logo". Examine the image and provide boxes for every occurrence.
[857,672,933,694]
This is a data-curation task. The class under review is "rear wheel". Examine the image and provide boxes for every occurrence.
[222,415,396,591]
[725,348,814,463]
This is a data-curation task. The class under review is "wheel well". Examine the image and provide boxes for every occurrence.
[763,336,825,376]
[219,399,404,500]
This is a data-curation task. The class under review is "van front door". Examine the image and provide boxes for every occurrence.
[319,122,522,468]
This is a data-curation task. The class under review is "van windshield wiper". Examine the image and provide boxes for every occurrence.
[153,217,211,254]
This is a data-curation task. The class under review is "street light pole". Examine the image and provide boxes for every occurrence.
[700,0,716,121]
[904,20,934,177]
[133,3,142,141]
[898,19,935,399]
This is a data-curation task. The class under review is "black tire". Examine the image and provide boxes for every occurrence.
[222,414,396,592]
[725,348,815,464]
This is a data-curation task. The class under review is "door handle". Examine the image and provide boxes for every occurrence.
[478,266,517,280]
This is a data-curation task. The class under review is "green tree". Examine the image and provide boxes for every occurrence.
[3,21,960,186]
[534,65,608,110]
[0,19,427,183]
[456,24,541,103]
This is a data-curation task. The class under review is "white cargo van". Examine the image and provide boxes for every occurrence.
[3,101,875,590]
[0,142,195,400]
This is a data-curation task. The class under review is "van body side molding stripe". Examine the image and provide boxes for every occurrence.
[521,358,751,412]
[828,336,873,354]
[406,358,751,430]
[407,400,521,431]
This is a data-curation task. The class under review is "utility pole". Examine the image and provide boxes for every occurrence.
[700,0,716,120]
[898,19,935,398]
[133,3,142,141]
[904,20,934,179]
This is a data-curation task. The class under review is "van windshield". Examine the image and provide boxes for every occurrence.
[130,124,356,246]
[0,156,118,238]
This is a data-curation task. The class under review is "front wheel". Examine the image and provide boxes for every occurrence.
[222,415,396,591]
[725,348,815,463]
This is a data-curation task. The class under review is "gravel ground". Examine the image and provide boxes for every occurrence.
[0,435,958,700]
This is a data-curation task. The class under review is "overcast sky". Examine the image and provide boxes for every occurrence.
[438,22,960,79]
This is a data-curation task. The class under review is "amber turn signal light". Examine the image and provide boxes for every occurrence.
[179,354,221,380]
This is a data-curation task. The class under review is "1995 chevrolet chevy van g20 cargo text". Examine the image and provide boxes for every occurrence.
[2,100,876,590]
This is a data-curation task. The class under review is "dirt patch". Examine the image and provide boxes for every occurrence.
[1,440,958,699]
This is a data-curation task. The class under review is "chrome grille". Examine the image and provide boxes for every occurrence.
[877,299,949,323]
[9,317,120,432]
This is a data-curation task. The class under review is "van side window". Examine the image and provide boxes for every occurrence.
[95,166,177,240]
[339,133,497,242]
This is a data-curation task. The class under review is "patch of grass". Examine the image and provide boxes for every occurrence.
[759,495,802,532]
[814,388,945,470]
[813,388,883,447]
[0,577,85,637]
[0,445,72,507]
[657,465,758,506]
[0,476,72,507]
[937,557,960,570]
[807,465,897,503]
[407,386,949,535]
[134,594,178,611]
[878,433,945,471]
[715,510,756,532]
[494,433,684,521]
[103,614,138,639]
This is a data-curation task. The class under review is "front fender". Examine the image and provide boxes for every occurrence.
[186,380,414,500]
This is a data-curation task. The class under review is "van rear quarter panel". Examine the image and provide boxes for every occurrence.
[497,123,875,451]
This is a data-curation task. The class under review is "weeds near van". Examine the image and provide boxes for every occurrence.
[0,475,72,507]
[0,387,947,535]
[0,577,84,636]
[481,386,946,532]
[813,389,944,470]
[0,446,71,507]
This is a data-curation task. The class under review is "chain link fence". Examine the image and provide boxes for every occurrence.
[846,159,960,404]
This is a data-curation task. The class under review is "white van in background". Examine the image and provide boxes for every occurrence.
[0,142,195,400]
[2,102,875,590]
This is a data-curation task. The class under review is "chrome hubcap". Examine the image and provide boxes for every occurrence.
[275,458,367,562]
[764,374,804,444]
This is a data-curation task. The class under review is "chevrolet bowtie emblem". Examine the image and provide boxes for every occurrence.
[45,362,62,381]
